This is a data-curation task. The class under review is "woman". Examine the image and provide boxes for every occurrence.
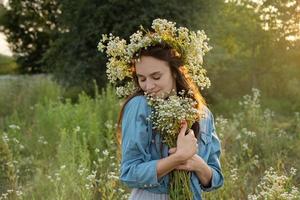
[118,44,224,200]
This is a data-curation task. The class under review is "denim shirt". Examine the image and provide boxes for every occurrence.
[120,95,224,200]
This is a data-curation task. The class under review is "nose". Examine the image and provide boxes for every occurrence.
[145,80,156,92]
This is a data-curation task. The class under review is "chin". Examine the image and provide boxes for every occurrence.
[155,91,171,98]
[147,91,161,97]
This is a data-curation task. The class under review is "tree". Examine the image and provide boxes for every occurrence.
[0,0,63,73]
[203,0,300,110]
[41,0,209,95]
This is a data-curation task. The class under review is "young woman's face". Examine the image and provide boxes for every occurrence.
[135,56,177,97]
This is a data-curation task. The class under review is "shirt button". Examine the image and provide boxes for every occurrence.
[151,139,155,143]
[144,184,147,187]
[149,184,152,187]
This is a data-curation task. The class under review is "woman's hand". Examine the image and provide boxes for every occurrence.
[173,121,198,162]
[168,148,201,171]
[169,145,213,187]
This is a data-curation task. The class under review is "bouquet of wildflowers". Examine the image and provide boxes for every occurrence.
[146,90,200,200]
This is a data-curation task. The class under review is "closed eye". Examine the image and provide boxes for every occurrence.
[152,73,161,80]
[152,76,161,80]
[139,78,146,82]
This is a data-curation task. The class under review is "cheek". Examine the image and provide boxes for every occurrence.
[138,81,146,90]
[162,76,174,88]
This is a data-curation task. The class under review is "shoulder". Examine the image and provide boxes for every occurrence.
[123,95,150,117]
[199,105,214,123]
[198,105,215,135]
[126,95,148,107]
[124,95,148,111]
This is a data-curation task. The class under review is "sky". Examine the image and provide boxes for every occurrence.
[0,0,12,56]
[0,32,12,56]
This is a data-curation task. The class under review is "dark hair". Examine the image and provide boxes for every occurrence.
[116,44,206,146]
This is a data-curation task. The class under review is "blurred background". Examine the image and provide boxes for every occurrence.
[0,0,299,199]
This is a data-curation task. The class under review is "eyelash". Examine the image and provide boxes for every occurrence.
[139,76,160,82]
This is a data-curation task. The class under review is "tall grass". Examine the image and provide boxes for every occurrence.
[0,76,299,199]
[0,54,18,75]
[0,75,128,199]
[0,75,62,128]
[203,89,300,199]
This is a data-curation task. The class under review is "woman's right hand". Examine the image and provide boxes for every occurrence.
[174,121,198,162]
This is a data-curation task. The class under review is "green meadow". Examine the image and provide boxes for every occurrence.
[0,75,299,199]
[1,0,300,198]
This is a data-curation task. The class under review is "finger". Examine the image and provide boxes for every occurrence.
[187,129,195,137]
[178,120,188,137]
[168,147,177,154]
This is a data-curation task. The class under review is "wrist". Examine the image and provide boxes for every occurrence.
[171,151,187,163]
[173,151,189,164]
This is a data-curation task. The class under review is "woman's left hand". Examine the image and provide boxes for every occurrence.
[168,147,203,171]
[169,147,213,186]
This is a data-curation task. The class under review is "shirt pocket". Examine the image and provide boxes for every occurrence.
[199,133,212,161]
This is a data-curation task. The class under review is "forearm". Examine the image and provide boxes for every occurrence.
[157,154,183,179]
[194,156,213,187]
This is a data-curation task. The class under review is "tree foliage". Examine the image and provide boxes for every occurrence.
[42,0,207,94]
[0,0,299,107]
[0,0,62,73]
[201,0,300,109]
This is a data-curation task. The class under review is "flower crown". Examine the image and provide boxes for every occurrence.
[98,18,211,98]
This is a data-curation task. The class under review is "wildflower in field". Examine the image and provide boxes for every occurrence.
[215,115,228,138]
[2,133,9,143]
[248,167,300,200]
[54,172,61,181]
[85,170,97,190]
[242,128,256,137]
[8,124,20,130]
[108,171,119,180]
[38,136,48,145]
[74,126,80,133]
[12,138,19,144]
[242,143,249,150]
[290,167,297,176]
[102,149,109,156]
[104,120,113,129]
[16,190,23,197]
[0,193,8,200]
[236,134,241,140]
[239,88,261,109]
[77,164,88,176]
[253,155,259,166]
[263,109,274,120]
[86,170,97,182]
[230,168,239,183]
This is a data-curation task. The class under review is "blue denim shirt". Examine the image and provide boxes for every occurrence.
[120,96,224,200]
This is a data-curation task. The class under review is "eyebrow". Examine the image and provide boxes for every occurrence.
[136,71,161,77]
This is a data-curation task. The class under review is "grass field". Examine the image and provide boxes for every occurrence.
[0,54,18,75]
[0,75,299,199]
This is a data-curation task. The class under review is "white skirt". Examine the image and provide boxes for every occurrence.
[129,188,169,200]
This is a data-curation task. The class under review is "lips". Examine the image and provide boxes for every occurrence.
[148,90,160,96]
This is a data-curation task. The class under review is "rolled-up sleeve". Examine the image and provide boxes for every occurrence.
[201,110,224,192]
[120,96,161,188]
